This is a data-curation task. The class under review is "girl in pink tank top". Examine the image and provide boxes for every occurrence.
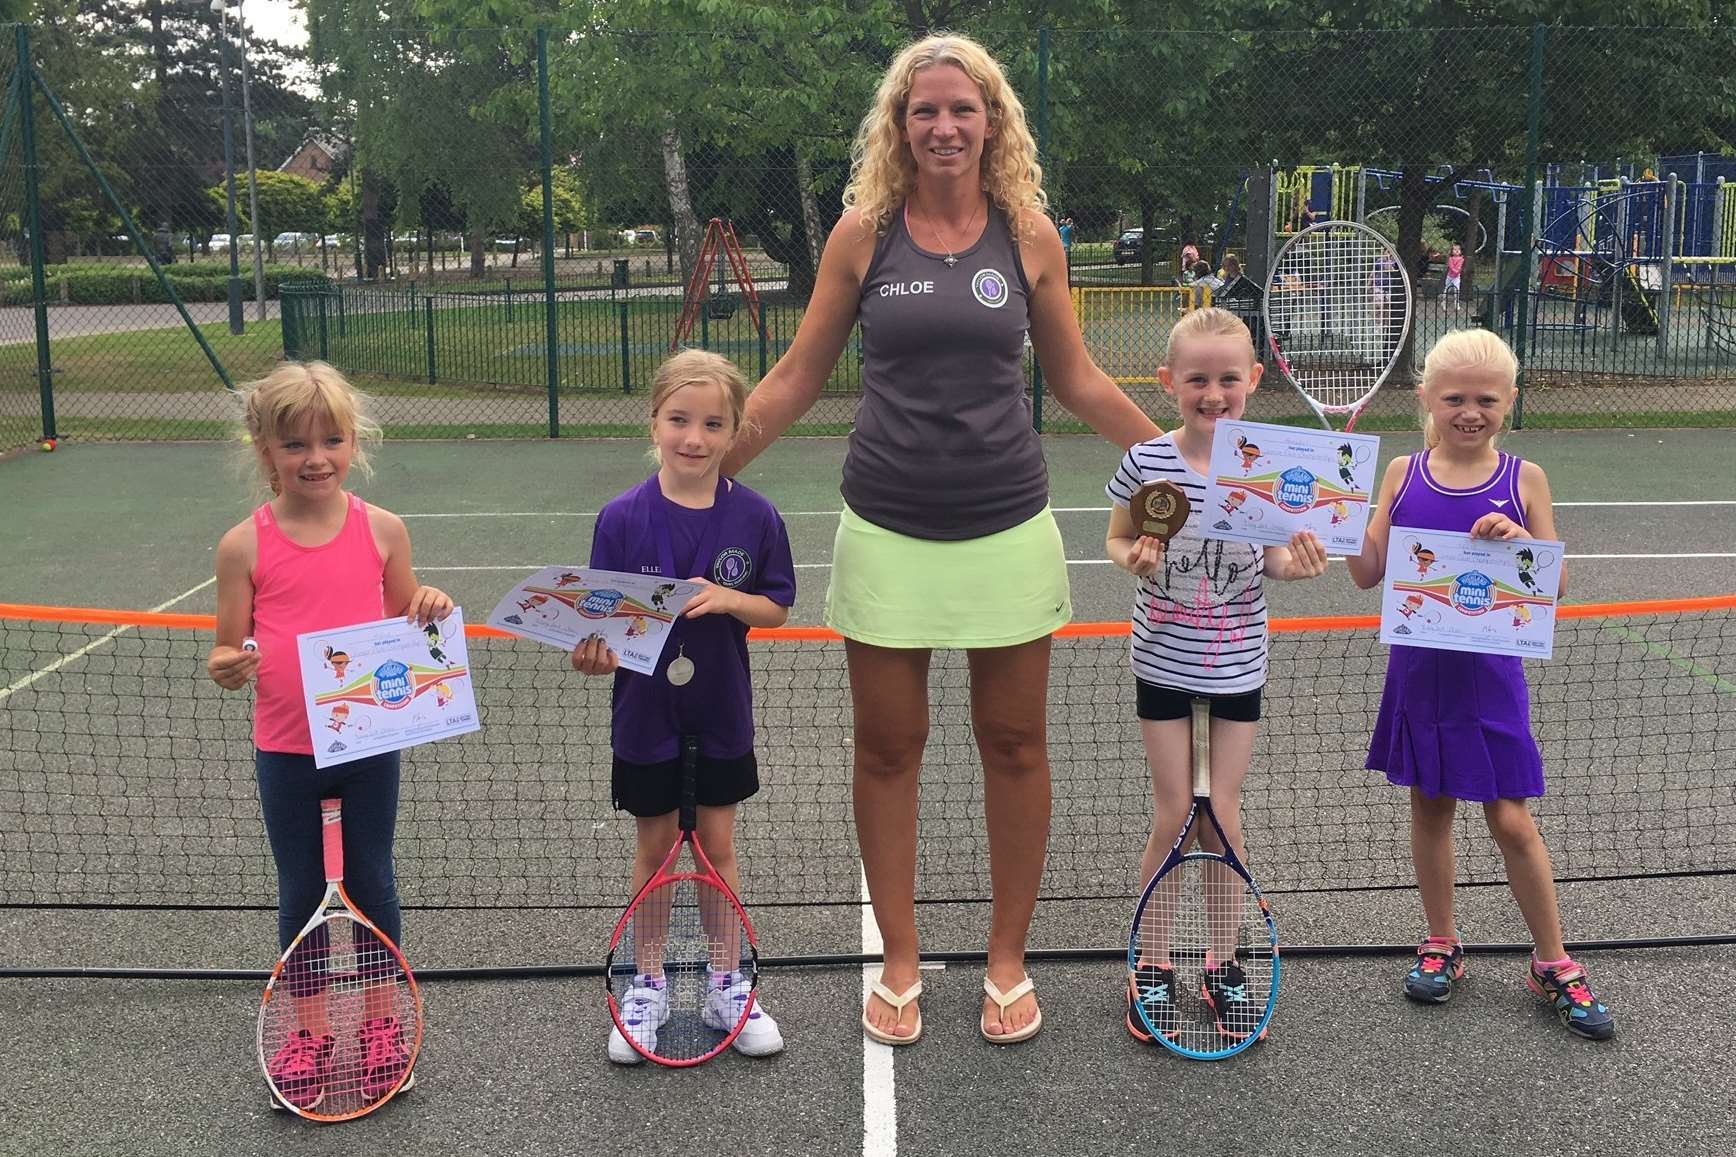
[205,362,452,1109]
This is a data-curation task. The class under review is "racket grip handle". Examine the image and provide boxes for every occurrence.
[320,798,344,883]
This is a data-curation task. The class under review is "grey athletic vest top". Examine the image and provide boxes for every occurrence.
[841,203,1049,541]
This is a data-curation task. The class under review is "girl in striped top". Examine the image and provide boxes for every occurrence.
[1104,307,1327,1043]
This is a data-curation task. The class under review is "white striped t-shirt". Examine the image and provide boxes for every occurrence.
[1106,435,1269,694]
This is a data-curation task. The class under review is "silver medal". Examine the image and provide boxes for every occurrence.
[666,648,694,686]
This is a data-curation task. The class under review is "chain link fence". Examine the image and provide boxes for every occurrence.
[2,20,1733,449]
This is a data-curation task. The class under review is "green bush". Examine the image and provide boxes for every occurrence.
[0,262,332,307]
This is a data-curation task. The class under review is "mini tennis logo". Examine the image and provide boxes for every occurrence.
[1450,571,1494,615]
[972,268,1008,309]
[371,660,413,709]
[1275,467,1319,513]
[712,547,752,589]
[577,589,625,619]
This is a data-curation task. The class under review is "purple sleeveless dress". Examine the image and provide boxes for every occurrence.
[1365,451,1546,801]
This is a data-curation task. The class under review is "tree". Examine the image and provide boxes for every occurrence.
[209,170,325,242]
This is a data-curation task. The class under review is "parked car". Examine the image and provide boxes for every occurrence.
[1113,228,1145,264]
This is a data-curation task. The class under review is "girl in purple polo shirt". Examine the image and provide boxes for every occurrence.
[1347,329,1613,1040]
[571,349,797,1064]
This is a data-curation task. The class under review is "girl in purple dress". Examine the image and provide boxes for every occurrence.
[1346,330,1613,1040]
[571,350,797,1063]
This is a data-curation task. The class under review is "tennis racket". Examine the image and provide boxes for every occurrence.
[1128,699,1279,1060]
[1262,218,1414,432]
[259,798,422,1120]
[605,734,760,1066]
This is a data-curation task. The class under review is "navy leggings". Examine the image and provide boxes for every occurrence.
[256,749,402,952]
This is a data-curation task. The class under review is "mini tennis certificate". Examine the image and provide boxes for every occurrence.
[485,566,701,676]
[297,608,481,769]
[1204,419,1380,552]
[1380,529,1563,659]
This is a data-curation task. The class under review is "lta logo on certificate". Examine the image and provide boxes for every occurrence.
[1380,530,1563,659]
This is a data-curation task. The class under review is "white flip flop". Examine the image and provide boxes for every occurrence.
[981,974,1042,1044]
[862,976,923,1046]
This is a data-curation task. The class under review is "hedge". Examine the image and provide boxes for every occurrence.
[0,262,332,307]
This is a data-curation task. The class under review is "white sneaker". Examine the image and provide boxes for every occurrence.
[703,973,784,1057]
[608,977,670,1065]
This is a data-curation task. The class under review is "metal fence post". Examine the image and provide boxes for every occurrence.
[15,28,54,442]
[538,26,560,437]
[618,265,632,393]
[1512,22,1545,429]
[1658,173,1677,362]
[316,291,329,360]
[425,296,437,385]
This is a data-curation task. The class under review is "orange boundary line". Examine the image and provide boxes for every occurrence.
[4,594,1735,639]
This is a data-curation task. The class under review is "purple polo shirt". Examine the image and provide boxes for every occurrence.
[589,476,796,763]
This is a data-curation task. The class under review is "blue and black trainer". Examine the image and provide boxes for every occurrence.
[1404,938,1466,1004]
[1527,959,1615,1041]
[1126,962,1180,1043]
[1200,959,1263,1040]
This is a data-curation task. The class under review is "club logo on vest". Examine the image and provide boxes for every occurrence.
[712,547,753,588]
[972,268,1009,309]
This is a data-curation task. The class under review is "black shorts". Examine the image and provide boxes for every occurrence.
[1134,679,1262,723]
[611,750,760,818]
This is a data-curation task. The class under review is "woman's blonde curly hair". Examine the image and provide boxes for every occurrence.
[843,34,1046,236]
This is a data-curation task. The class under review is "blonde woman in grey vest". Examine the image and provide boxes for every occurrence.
[723,33,1159,1046]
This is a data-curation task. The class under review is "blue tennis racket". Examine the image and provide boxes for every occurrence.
[1128,699,1279,1059]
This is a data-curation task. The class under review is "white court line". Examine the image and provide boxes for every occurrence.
[0,577,215,703]
[417,551,1736,575]
[403,500,1736,520]
[862,865,896,1157]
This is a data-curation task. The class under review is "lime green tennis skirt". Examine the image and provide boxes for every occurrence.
[824,505,1071,649]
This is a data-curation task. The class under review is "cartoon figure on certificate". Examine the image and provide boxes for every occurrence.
[650,583,677,612]
[1234,433,1264,473]
[1392,592,1440,634]
[624,614,650,640]
[326,702,351,733]
[1511,604,1533,631]
[1337,441,1374,489]
[510,593,557,625]
[423,619,454,668]
[1514,546,1555,593]
[554,571,584,588]
[1406,538,1438,579]
[1328,500,1351,526]
[433,680,453,708]
[322,645,351,683]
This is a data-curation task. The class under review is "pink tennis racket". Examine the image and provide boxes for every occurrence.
[258,798,422,1121]
[605,735,761,1066]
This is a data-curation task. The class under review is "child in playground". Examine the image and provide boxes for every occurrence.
[206,361,453,1108]
[1445,242,1466,297]
[570,348,796,1064]
[1344,328,1615,1040]
[1105,307,1328,1043]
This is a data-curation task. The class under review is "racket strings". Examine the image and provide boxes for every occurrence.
[1134,856,1274,1056]
[609,874,754,1063]
[261,913,418,1116]
[1270,226,1410,408]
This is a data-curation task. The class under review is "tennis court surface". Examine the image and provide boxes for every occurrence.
[3,433,1734,1156]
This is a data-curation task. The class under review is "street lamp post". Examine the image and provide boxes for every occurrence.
[229,0,266,321]
[213,0,243,334]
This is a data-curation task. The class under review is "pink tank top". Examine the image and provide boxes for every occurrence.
[250,493,387,753]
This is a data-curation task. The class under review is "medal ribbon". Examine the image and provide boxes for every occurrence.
[646,474,732,682]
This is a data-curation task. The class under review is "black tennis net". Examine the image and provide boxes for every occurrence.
[4,599,1732,927]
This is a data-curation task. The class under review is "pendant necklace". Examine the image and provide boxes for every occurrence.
[919,197,981,268]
